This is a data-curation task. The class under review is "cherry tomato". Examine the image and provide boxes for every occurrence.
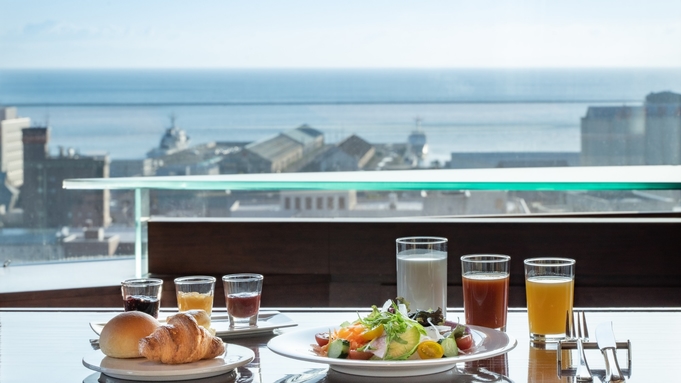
[348,350,374,360]
[360,324,384,341]
[315,332,330,347]
[417,340,444,359]
[455,334,473,350]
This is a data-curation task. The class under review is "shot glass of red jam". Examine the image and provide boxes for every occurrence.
[121,278,163,318]
[222,273,263,328]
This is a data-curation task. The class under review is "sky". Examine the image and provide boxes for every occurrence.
[1,0,681,69]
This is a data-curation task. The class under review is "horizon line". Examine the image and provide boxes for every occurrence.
[2,66,681,71]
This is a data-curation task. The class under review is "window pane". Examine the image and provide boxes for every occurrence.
[1,1,680,267]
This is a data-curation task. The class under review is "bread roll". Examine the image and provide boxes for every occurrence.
[100,311,160,358]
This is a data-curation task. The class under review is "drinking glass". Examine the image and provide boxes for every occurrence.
[174,275,216,316]
[121,278,163,318]
[524,257,575,342]
[222,273,264,328]
[461,254,510,331]
[396,236,448,315]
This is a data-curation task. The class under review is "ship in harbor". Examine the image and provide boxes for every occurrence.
[407,117,428,162]
[147,115,190,158]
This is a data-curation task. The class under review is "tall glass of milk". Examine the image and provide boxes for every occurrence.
[396,237,448,316]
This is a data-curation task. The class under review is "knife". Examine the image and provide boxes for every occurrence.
[596,322,626,382]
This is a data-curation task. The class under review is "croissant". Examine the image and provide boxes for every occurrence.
[139,312,225,364]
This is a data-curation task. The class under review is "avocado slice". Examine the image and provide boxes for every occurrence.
[384,326,421,360]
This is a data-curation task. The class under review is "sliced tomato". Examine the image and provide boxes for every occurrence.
[348,350,374,360]
[315,332,330,347]
[455,334,474,350]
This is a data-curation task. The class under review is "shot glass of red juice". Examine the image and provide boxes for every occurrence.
[461,254,510,331]
[222,273,263,328]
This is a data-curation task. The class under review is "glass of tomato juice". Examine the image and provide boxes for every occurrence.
[222,273,263,328]
[461,254,510,331]
[524,257,575,342]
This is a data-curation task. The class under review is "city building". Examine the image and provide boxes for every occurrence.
[580,91,681,167]
[154,142,230,176]
[318,134,375,171]
[281,190,357,213]
[0,106,30,188]
[644,91,681,165]
[109,158,158,177]
[21,127,111,228]
[226,125,324,173]
[0,228,66,263]
[62,224,120,257]
[580,106,645,166]
[282,124,324,155]
[449,152,579,169]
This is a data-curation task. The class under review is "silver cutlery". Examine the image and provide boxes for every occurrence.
[596,322,626,382]
[567,310,593,382]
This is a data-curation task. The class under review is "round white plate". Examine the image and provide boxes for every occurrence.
[82,344,254,381]
[267,325,517,377]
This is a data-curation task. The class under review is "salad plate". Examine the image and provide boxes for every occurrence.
[90,311,297,338]
[267,324,517,377]
[82,344,254,381]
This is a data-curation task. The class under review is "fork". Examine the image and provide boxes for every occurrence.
[566,310,593,382]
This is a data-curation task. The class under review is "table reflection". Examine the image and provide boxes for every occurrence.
[84,370,240,383]
[269,365,514,383]
[528,342,571,383]
[464,353,509,377]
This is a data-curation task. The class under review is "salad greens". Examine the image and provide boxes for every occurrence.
[356,300,426,345]
[314,298,475,361]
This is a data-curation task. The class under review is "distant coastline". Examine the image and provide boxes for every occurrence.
[0,68,679,160]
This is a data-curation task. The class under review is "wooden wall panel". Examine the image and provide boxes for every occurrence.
[3,217,679,308]
[148,221,329,275]
[0,286,122,308]
[147,217,681,308]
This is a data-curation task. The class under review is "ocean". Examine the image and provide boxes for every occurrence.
[1,68,680,162]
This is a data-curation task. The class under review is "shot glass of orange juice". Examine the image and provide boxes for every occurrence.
[174,275,216,316]
[524,258,575,342]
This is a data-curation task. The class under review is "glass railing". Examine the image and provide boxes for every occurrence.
[63,165,681,276]
[64,165,681,191]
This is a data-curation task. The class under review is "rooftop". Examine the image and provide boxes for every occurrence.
[0,257,134,293]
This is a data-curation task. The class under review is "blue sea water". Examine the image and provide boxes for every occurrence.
[1,69,680,161]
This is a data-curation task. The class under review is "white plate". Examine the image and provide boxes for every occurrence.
[82,344,254,381]
[267,325,517,377]
[90,311,297,338]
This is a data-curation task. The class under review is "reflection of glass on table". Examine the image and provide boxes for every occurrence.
[528,342,571,383]
[465,353,509,378]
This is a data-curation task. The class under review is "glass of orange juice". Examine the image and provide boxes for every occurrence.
[174,275,216,316]
[524,258,575,342]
